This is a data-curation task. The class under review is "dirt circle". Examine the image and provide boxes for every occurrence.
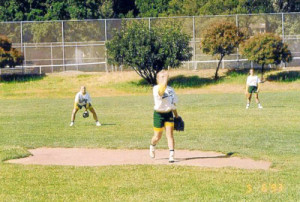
[7,148,271,170]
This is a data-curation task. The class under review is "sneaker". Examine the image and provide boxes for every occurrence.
[149,145,155,158]
[258,105,263,109]
[96,121,101,126]
[246,104,250,109]
[169,150,175,163]
[169,156,174,163]
[70,122,74,127]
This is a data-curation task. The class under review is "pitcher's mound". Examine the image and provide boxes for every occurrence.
[7,148,271,170]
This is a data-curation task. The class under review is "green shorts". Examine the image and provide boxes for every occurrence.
[75,103,92,110]
[153,111,174,131]
[248,86,258,93]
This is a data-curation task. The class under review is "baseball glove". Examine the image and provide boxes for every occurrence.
[174,116,184,131]
[83,110,89,118]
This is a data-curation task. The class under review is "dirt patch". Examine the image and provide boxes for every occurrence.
[7,148,271,170]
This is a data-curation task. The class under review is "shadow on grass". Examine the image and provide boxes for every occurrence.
[225,67,276,77]
[168,75,220,88]
[0,73,45,83]
[267,71,300,82]
[131,75,221,88]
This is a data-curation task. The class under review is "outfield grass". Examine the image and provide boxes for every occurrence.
[0,69,299,201]
[1,68,299,99]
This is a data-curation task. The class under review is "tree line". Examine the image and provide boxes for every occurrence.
[106,20,292,84]
[0,0,299,22]
[0,19,293,83]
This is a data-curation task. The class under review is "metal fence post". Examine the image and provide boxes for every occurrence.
[51,43,53,73]
[62,21,65,71]
[282,13,286,68]
[105,19,108,73]
[20,21,24,74]
[75,42,78,71]
[236,14,240,68]
[193,16,196,70]
[282,13,285,42]
[24,43,26,66]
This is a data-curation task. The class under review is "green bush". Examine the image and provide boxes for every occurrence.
[0,35,24,68]
[106,20,192,85]
[241,33,292,80]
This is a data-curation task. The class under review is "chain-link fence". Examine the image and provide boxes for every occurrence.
[0,13,299,74]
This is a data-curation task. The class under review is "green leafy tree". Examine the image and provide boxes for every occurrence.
[113,0,137,18]
[44,1,70,20]
[241,33,292,80]
[199,0,239,15]
[106,20,192,85]
[162,0,274,16]
[271,0,300,12]
[0,35,24,68]
[135,0,171,17]
[0,0,114,21]
[202,20,247,80]
[165,0,206,16]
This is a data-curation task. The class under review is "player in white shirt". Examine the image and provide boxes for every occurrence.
[150,70,179,163]
[70,86,101,126]
[245,69,263,109]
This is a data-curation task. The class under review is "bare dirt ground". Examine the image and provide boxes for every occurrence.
[7,148,271,170]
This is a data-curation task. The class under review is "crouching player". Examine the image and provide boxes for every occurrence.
[70,86,101,126]
[150,70,179,163]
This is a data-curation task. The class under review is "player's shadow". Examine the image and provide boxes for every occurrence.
[267,71,300,82]
[101,123,116,126]
[0,73,45,83]
[156,152,235,162]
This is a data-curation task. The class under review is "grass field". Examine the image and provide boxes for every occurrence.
[0,69,299,201]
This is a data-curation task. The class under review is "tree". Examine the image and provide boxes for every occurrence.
[162,0,274,16]
[112,0,137,18]
[201,20,247,80]
[271,0,300,12]
[135,0,171,17]
[0,35,24,68]
[241,33,292,80]
[0,0,114,21]
[106,20,192,85]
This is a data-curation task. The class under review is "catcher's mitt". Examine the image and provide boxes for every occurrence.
[174,116,184,131]
[83,110,89,118]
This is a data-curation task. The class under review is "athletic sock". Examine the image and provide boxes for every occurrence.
[150,144,156,150]
[169,150,174,157]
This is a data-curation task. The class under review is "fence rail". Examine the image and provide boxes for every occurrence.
[1,12,300,74]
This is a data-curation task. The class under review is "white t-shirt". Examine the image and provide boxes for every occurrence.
[153,85,178,112]
[74,92,92,106]
[246,75,260,87]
